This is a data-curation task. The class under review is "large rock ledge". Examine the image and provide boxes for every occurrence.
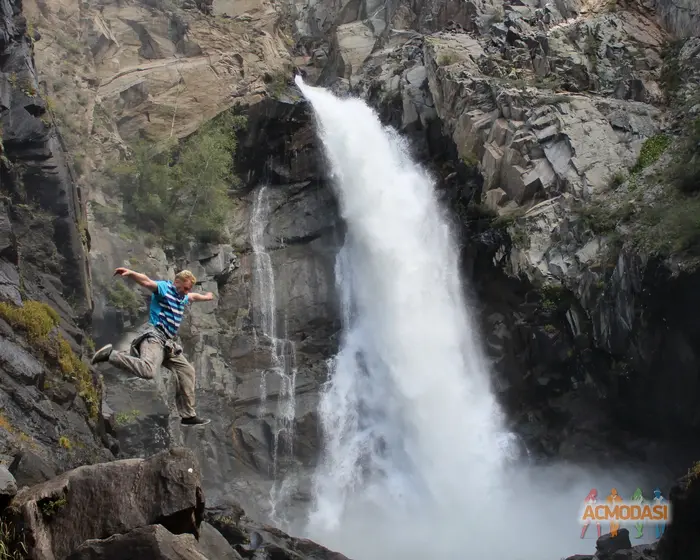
[10,447,204,559]
[0,447,350,560]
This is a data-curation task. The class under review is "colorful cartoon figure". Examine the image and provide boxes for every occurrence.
[581,488,601,539]
[653,488,667,539]
[631,488,645,538]
[607,488,622,537]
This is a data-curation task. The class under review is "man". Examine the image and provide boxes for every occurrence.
[92,267,213,426]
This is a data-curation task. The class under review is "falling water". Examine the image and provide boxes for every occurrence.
[295,77,647,560]
[249,186,299,504]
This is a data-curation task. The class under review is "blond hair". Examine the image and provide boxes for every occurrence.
[175,270,197,284]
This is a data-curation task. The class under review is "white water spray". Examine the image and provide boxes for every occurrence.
[249,186,299,517]
[295,76,651,560]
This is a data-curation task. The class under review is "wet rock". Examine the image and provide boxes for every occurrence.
[657,470,700,560]
[10,448,204,560]
[66,524,210,560]
[8,450,57,489]
[206,501,351,560]
[596,528,632,558]
[197,521,242,560]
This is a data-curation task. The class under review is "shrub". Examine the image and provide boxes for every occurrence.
[110,110,247,249]
[634,192,700,256]
[631,134,670,173]
[107,282,143,315]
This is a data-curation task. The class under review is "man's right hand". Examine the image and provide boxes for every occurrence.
[114,267,132,277]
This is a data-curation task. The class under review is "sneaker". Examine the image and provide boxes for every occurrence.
[91,344,113,364]
[181,416,211,426]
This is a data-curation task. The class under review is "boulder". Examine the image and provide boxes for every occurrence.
[596,528,632,558]
[8,450,57,489]
[657,471,700,560]
[10,448,204,560]
[66,524,209,560]
[196,522,243,560]
[206,502,351,560]
[0,464,17,508]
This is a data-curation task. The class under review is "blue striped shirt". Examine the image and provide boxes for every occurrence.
[149,280,189,338]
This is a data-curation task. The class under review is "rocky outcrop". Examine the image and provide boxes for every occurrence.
[206,501,351,560]
[1,0,114,488]
[67,525,214,560]
[1,0,92,323]
[657,467,700,560]
[0,446,347,560]
[9,447,204,559]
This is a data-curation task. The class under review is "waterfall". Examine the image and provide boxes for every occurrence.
[295,77,644,560]
[249,186,299,507]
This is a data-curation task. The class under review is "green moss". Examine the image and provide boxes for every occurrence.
[115,409,141,426]
[543,324,557,333]
[0,300,59,343]
[58,436,71,450]
[631,134,670,173]
[0,300,99,419]
[438,50,459,66]
[57,337,98,419]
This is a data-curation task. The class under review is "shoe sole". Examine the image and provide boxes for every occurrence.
[91,344,113,364]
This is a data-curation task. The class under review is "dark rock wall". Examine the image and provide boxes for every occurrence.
[0,0,111,482]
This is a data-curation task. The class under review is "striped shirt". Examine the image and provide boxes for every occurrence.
[149,280,189,339]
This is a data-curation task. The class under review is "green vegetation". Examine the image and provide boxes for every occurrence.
[437,50,459,66]
[631,134,670,173]
[659,40,684,98]
[539,284,568,313]
[109,111,247,249]
[57,337,98,419]
[266,71,291,98]
[58,436,71,450]
[608,170,627,189]
[0,300,59,344]
[687,460,700,479]
[115,409,141,426]
[39,496,67,518]
[0,300,99,419]
[107,282,143,316]
[0,517,27,560]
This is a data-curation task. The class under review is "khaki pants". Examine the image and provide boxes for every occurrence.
[108,338,197,419]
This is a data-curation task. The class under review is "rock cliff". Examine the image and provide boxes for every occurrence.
[2,0,700,557]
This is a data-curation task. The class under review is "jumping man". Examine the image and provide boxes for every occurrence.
[92,268,213,426]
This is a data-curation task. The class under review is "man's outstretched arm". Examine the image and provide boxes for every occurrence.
[189,292,215,302]
[114,267,158,292]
